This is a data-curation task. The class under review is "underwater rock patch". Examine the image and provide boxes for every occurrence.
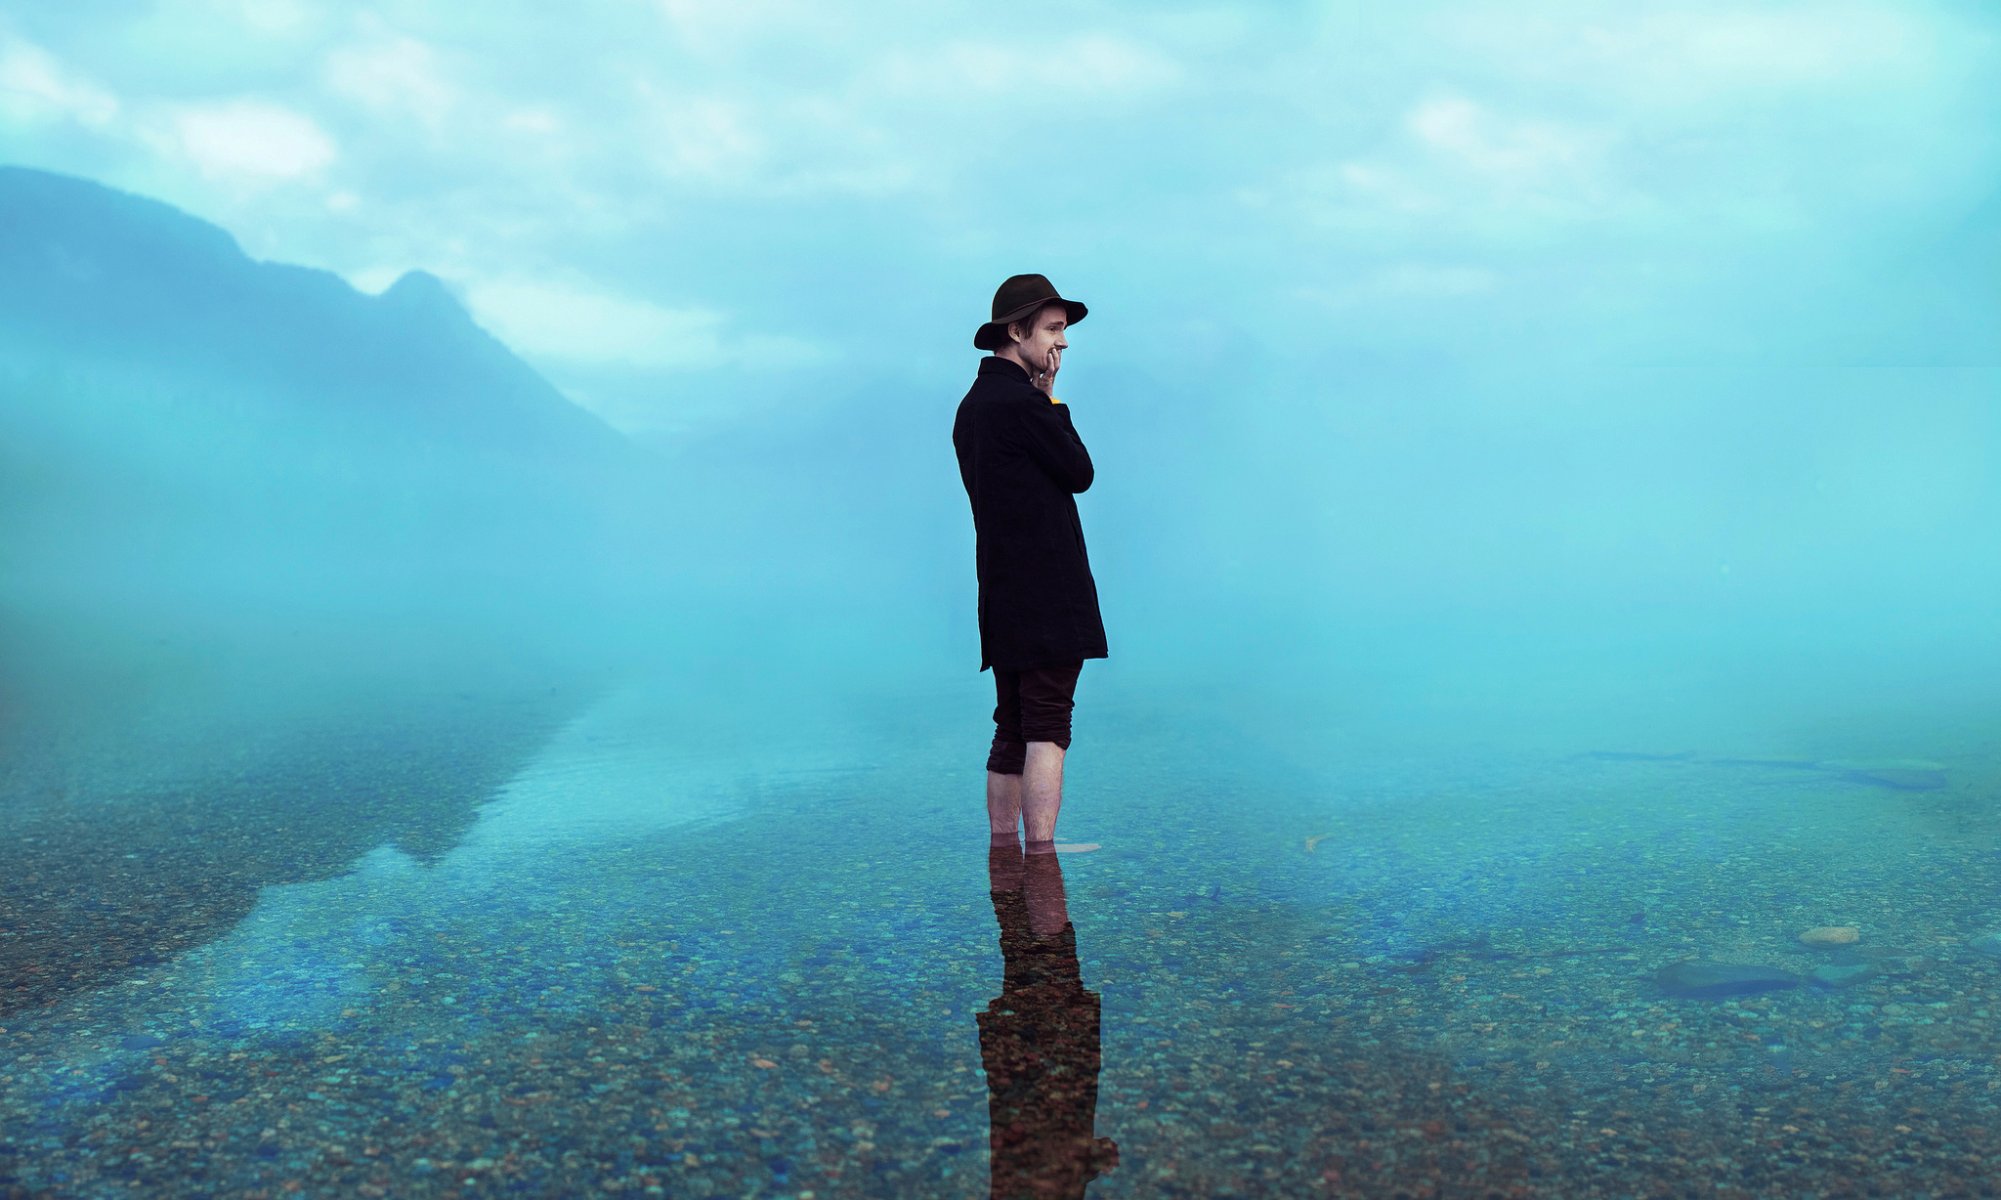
[1822,759,1949,791]
[1840,767,1948,791]
[1808,962,1881,989]
[1798,926,1859,947]
[1970,930,2001,959]
[1652,960,1804,1000]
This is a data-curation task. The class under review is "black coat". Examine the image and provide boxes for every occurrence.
[953,356,1109,673]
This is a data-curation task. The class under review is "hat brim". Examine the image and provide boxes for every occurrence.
[974,298,1087,350]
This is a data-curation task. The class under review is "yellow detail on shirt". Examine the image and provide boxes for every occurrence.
[1050,396,1063,405]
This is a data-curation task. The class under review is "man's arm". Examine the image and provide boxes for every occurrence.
[1018,401,1094,493]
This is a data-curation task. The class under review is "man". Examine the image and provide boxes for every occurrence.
[952,274,1109,853]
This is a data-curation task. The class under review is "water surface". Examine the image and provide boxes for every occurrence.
[4,659,1999,1197]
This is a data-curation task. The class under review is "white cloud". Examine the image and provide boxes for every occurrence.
[1407,95,1601,178]
[1293,263,1500,310]
[324,33,456,129]
[628,84,919,199]
[153,99,336,183]
[1332,162,1440,215]
[1582,7,1937,96]
[655,0,837,56]
[1425,3,1953,112]
[503,107,561,136]
[1376,263,1498,297]
[226,0,319,38]
[873,33,1181,101]
[1264,91,1622,243]
[641,90,765,183]
[461,274,827,371]
[0,38,119,127]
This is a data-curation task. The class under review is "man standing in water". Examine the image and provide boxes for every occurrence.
[953,274,1109,853]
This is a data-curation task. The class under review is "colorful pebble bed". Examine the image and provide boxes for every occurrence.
[3,678,1997,1198]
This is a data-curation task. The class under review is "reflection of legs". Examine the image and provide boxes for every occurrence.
[1021,840,1071,936]
[988,835,1024,894]
[1022,741,1065,846]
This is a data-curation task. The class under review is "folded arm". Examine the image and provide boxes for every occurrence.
[1018,401,1095,493]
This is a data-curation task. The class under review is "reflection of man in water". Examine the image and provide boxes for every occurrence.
[979,838,1118,1198]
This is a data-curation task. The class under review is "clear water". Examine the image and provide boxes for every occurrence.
[6,626,1998,1198]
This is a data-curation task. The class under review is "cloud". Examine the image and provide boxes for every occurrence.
[1293,263,1500,311]
[654,0,840,58]
[152,99,336,183]
[221,0,320,39]
[0,37,118,127]
[502,107,561,136]
[1376,263,1499,297]
[324,32,457,130]
[871,33,1182,102]
[1406,95,1602,179]
[639,88,765,184]
[461,274,827,371]
[629,81,922,199]
[1434,3,1949,105]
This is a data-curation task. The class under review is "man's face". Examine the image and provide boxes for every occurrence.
[1012,305,1069,374]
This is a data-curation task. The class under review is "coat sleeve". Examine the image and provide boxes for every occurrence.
[1017,401,1095,493]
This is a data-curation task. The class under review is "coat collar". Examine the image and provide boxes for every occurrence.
[978,355,1032,385]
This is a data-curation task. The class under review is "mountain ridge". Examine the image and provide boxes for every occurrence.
[0,164,641,466]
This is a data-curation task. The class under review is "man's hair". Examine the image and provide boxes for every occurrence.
[1006,303,1064,346]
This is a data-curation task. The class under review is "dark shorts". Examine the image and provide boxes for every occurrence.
[986,660,1083,775]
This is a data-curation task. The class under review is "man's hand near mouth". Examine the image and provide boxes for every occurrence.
[1034,347,1061,397]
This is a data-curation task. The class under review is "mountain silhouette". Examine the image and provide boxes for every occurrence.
[0,165,637,463]
[0,164,665,612]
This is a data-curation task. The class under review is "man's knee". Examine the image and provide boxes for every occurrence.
[987,739,1027,775]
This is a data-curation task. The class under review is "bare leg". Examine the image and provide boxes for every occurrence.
[1022,740,1065,845]
[987,770,1023,843]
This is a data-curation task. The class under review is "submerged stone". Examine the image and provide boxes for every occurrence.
[1799,926,1860,947]
[1822,758,1949,791]
[1809,962,1881,989]
[1970,931,2001,959]
[1839,767,1948,791]
[1653,960,1804,999]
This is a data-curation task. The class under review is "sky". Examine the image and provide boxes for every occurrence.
[5,0,1995,438]
[5,0,2000,748]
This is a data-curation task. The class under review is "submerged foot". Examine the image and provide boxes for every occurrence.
[1027,838,1100,855]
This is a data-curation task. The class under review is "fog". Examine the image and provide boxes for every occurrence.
[6,189,1995,788]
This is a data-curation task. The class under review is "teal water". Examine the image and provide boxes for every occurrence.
[5,644,1999,1198]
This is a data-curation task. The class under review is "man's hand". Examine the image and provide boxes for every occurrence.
[1033,347,1061,395]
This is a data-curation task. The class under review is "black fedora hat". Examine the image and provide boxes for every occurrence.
[974,273,1087,350]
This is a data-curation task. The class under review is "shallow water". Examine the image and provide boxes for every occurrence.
[4,662,2000,1198]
